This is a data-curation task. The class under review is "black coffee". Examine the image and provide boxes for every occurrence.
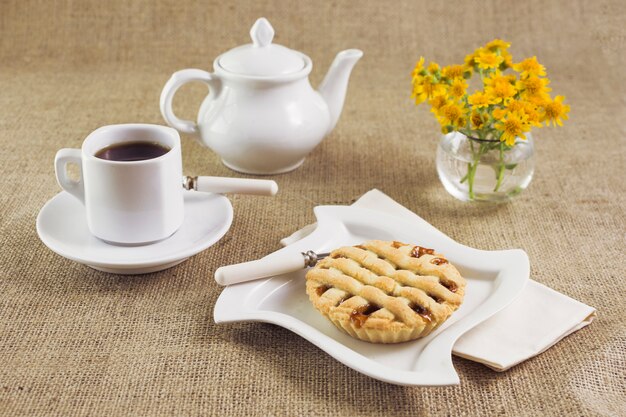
[95,141,171,162]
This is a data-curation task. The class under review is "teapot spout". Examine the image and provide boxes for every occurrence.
[318,49,363,133]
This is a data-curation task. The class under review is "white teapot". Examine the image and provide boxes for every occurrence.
[160,18,362,174]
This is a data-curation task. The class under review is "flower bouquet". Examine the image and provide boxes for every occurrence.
[411,40,570,202]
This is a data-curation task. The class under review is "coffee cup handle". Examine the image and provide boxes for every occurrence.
[55,148,85,203]
[160,69,220,135]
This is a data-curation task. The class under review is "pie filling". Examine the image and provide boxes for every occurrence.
[409,303,433,322]
[349,304,380,328]
[411,245,435,258]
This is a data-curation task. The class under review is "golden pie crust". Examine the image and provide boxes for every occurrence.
[305,240,466,344]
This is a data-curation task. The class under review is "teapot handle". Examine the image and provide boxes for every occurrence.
[160,69,220,135]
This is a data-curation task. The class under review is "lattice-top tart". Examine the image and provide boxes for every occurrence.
[305,240,466,344]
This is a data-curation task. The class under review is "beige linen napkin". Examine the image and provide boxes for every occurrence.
[281,189,596,371]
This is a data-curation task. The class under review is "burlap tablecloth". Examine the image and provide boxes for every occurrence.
[1,0,624,415]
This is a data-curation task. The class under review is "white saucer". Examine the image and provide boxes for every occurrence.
[36,191,233,274]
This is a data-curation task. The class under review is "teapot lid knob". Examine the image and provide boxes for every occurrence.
[250,17,274,47]
[218,17,305,76]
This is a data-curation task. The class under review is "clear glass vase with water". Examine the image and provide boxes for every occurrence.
[436,131,535,202]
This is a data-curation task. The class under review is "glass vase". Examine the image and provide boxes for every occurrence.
[436,131,535,202]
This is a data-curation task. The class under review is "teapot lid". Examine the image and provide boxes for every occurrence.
[218,18,305,76]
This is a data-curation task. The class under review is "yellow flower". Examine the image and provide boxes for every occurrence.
[442,64,467,80]
[464,48,482,69]
[411,41,568,144]
[516,76,551,100]
[541,95,570,127]
[484,71,517,105]
[527,94,548,107]
[429,94,448,111]
[412,76,446,105]
[437,101,468,128]
[449,78,468,99]
[500,50,514,70]
[471,111,488,130]
[495,111,531,146]
[475,50,504,70]
[506,100,524,113]
[411,57,426,81]
[485,39,511,52]
[468,91,494,108]
[493,107,506,120]
[486,82,517,105]
[506,100,542,128]
[485,39,512,69]
[521,101,543,127]
[458,116,468,129]
[484,71,516,87]
[513,56,546,79]
[427,62,440,74]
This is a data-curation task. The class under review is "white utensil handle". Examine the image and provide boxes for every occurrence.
[192,176,278,196]
[215,253,305,286]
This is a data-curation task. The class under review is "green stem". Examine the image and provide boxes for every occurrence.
[466,139,484,200]
[494,142,505,192]
[460,168,469,184]
[468,160,478,199]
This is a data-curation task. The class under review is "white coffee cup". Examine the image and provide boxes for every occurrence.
[55,124,184,245]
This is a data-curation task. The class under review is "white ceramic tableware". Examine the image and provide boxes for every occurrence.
[214,206,529,386]
[36,190,233,274]
[214,250,325,285]
[160,17,363,174]
[55,124,184,245]
[183,175,278,196]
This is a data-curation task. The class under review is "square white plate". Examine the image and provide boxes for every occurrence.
[214,206,529,386]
